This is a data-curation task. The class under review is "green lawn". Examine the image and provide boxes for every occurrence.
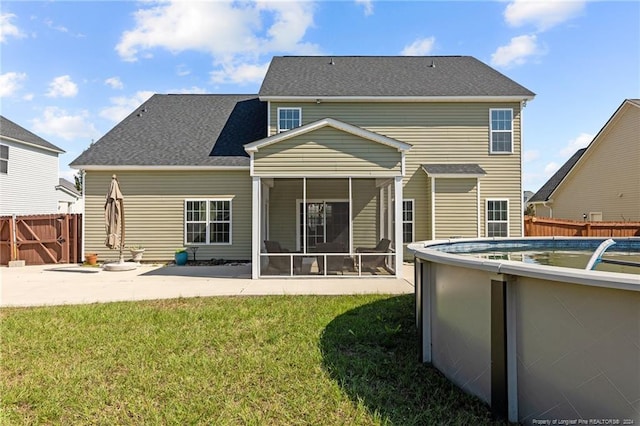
[1,294,498,425]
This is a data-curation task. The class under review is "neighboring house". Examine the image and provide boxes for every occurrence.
[56,178,84,214]
[71,56,534,278]
[0,116,65,215]
[529,99,640,221]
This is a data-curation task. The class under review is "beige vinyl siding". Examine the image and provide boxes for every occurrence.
[549,104,640,221]
[254,127,401,176]
[84,170,252,261]
[266,178,379,251]
[270,101,523,238]
[434,178,479,239]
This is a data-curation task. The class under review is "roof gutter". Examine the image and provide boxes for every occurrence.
[71,165,250,171]
[0,135,65,154]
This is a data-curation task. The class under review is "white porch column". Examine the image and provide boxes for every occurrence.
[252,176,261,279]
[394,176,403,279]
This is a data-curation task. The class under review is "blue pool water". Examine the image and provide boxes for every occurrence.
[431,238,640,274]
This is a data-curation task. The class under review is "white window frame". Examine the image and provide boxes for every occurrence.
[489,108,513,154]
[184,198,233,245]
[0,144,8,174]
[486,199,509,237]
[277,107,302,133]
[402,199,415,244]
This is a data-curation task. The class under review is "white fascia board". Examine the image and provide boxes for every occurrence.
[0,135,65,154]
[244,117,411,153]
[259,95,535,103]
[73,165,250,171]
[55,185,81,199]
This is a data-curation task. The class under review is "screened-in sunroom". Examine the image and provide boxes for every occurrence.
[244,118,411,279]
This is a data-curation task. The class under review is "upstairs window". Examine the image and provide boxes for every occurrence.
[490,109,513,153]
[0,145,8,174]
[278,108,301,133]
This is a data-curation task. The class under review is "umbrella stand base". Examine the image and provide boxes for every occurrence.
[103,261,138,272]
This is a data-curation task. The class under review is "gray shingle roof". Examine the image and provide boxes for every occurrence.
[0,115,64,153]
[422,163,487,176]
[57,178,81,196]
[528,148,587,203]
[70,95,266,167]
[259,56,535,98]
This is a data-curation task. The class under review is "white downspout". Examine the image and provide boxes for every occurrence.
[251,176,261,279]
[430,176,436,240]
[81,169,86,260]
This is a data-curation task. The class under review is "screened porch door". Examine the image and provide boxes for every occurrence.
[298,201,349,251]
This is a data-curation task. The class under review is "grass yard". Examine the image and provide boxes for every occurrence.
[1,294,499,425]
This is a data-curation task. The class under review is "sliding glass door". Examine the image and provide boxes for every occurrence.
[298,201,349,251]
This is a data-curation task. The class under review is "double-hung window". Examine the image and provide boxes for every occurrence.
[489,109,513,153]
[0,145,8,174]
[486,199,509,237]
[185,199,232,245]
[402,199,415,243]
[277,107,301,133]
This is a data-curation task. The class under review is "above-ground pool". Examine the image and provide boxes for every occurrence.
[432,238,640,274]
[409,237,640,425]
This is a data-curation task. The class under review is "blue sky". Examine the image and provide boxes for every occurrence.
[1,0,638,192]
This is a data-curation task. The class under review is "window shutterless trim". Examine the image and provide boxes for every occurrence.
[184,198,233,245]
[486,198,510,238]
[402,199,415,244]
[277,107,302,133]
[0,144,8,174]
[489,108,514,154]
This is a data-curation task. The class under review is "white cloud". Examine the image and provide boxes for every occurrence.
[32,107,99,141]
[115,1,318,85]
[210,61,270,85]
[356,0,374,16]
[169,86,207,94]
[0,71,27,97]
[105,77,124,90]
[560,132,593,157]
[401,37,436,56]
[523,150,539,163]
[544,161,560,176]
[116,1,317,60]
[504,0,585,31]
[176,64,191,77]
[46,75,79,98]
[99,91,155,123]
[44,18,69,34]
[1,13,25,42]
[491,34,540,67]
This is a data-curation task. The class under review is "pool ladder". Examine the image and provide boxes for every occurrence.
[585,238,640,270]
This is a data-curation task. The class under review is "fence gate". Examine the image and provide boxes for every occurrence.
[0,214,82,265]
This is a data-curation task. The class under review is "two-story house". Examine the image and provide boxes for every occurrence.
[0,116,66,215]
[71,56,534,278]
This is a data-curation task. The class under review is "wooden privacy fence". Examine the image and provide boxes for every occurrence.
[524,216,640,237]
[0,214,82,265]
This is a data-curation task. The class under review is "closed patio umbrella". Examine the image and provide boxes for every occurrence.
[104,174,125,262]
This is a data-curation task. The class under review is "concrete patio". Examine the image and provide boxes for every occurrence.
[0,262,415,307]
